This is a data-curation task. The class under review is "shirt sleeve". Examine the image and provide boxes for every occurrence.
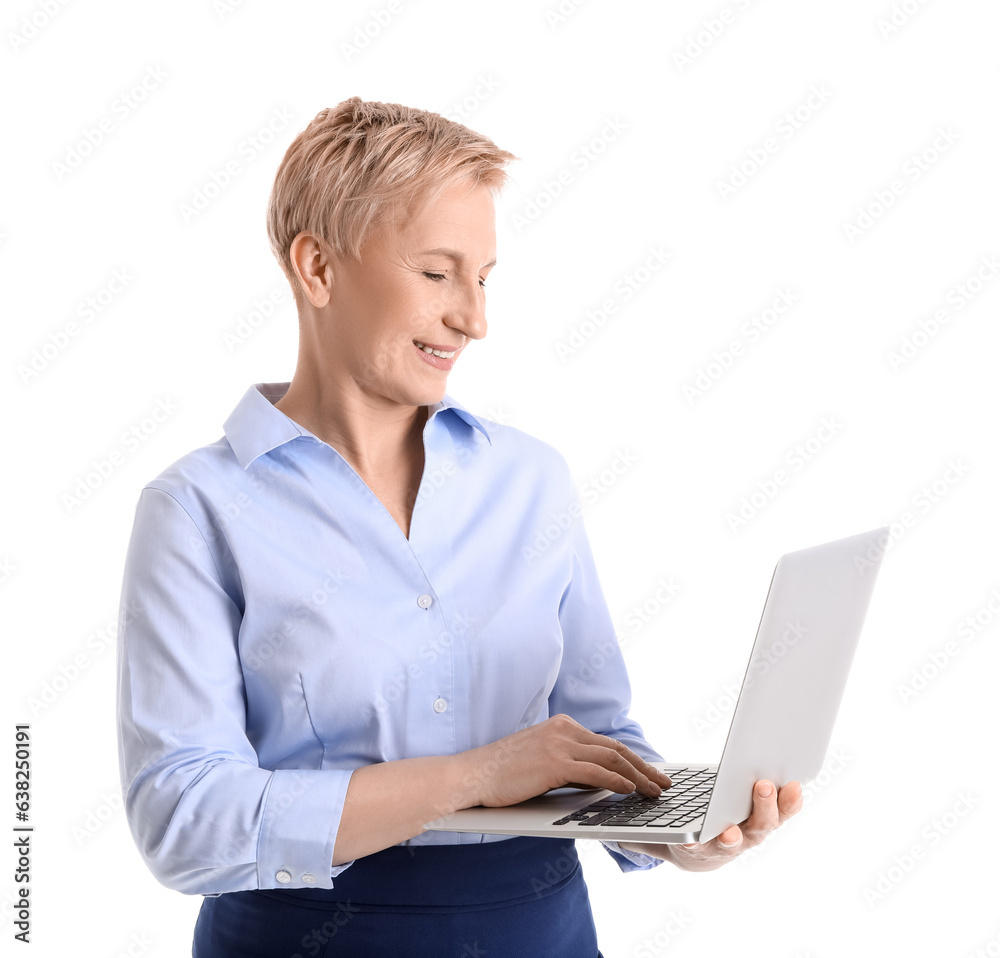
[116,486,356,895]
[547,468,665,874]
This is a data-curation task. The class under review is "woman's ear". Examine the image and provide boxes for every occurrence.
[289,231,335,308]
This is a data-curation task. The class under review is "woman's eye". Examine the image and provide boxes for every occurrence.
[423,272,445,281]
[479,279,487,288]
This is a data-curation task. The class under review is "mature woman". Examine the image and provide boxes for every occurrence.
[117,97,801,957]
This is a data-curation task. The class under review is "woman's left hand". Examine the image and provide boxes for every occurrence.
[621,778,803,871]
[669,778,803,871]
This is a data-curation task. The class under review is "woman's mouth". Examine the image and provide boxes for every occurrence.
[413,340,461,371]
[413,340,458,359]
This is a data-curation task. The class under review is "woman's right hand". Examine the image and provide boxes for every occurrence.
[458,713,672,808]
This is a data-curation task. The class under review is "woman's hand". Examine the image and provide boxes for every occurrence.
[668,778,803,870]
[619,778,804,870]
[460,713,672,808]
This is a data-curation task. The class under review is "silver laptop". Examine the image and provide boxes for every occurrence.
[424,526,889,844]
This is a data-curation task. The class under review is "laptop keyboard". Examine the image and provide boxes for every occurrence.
[551,766,715,829]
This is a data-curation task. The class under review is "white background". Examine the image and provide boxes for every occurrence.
[2,0,998,955]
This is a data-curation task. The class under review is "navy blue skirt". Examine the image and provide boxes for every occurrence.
[192,837,604,957]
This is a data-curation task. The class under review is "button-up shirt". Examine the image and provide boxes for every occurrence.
[117,382,663,895]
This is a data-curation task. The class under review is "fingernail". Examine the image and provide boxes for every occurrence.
[720,839,740,847]
[759,783,773,798]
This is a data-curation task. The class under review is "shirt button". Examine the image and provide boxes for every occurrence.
[275,870,292,884]
[433,697,448,713]
[301,873,316,883]
[417,594,433,609]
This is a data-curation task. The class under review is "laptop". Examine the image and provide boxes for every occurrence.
[424,526,889,844]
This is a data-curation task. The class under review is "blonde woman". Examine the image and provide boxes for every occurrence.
[117,98,801,957]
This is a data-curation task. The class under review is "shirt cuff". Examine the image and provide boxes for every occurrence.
[600,840,665,873]
[256,767,356,889]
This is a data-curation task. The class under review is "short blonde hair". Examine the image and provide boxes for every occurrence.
[266,97,518,301]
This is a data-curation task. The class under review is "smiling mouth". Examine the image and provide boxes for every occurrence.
[413,340,458,359]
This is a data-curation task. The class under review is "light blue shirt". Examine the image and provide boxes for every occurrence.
[117,382,664,895]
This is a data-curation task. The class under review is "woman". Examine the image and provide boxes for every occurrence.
[117,97,801,957]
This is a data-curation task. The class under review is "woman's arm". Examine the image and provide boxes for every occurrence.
[118,486,354,894]
[331,754,474,866]
[332,714,669,865]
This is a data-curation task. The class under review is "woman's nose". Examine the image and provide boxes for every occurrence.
[446,278,487,341]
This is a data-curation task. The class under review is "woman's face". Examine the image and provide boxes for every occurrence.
[314,177,497,409]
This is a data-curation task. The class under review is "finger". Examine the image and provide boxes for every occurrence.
[718,824,742,847]
[776,780,803,823]
[741,780,780,841]
[594,738,671,791]
[569,760,644,796]
[585,744,662,795]
[681,821,742,854]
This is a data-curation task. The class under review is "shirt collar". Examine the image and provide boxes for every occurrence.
[224,383,492,470]
[426,393,493,446]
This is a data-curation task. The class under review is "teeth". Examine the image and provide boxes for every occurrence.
[415,341,456,359]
